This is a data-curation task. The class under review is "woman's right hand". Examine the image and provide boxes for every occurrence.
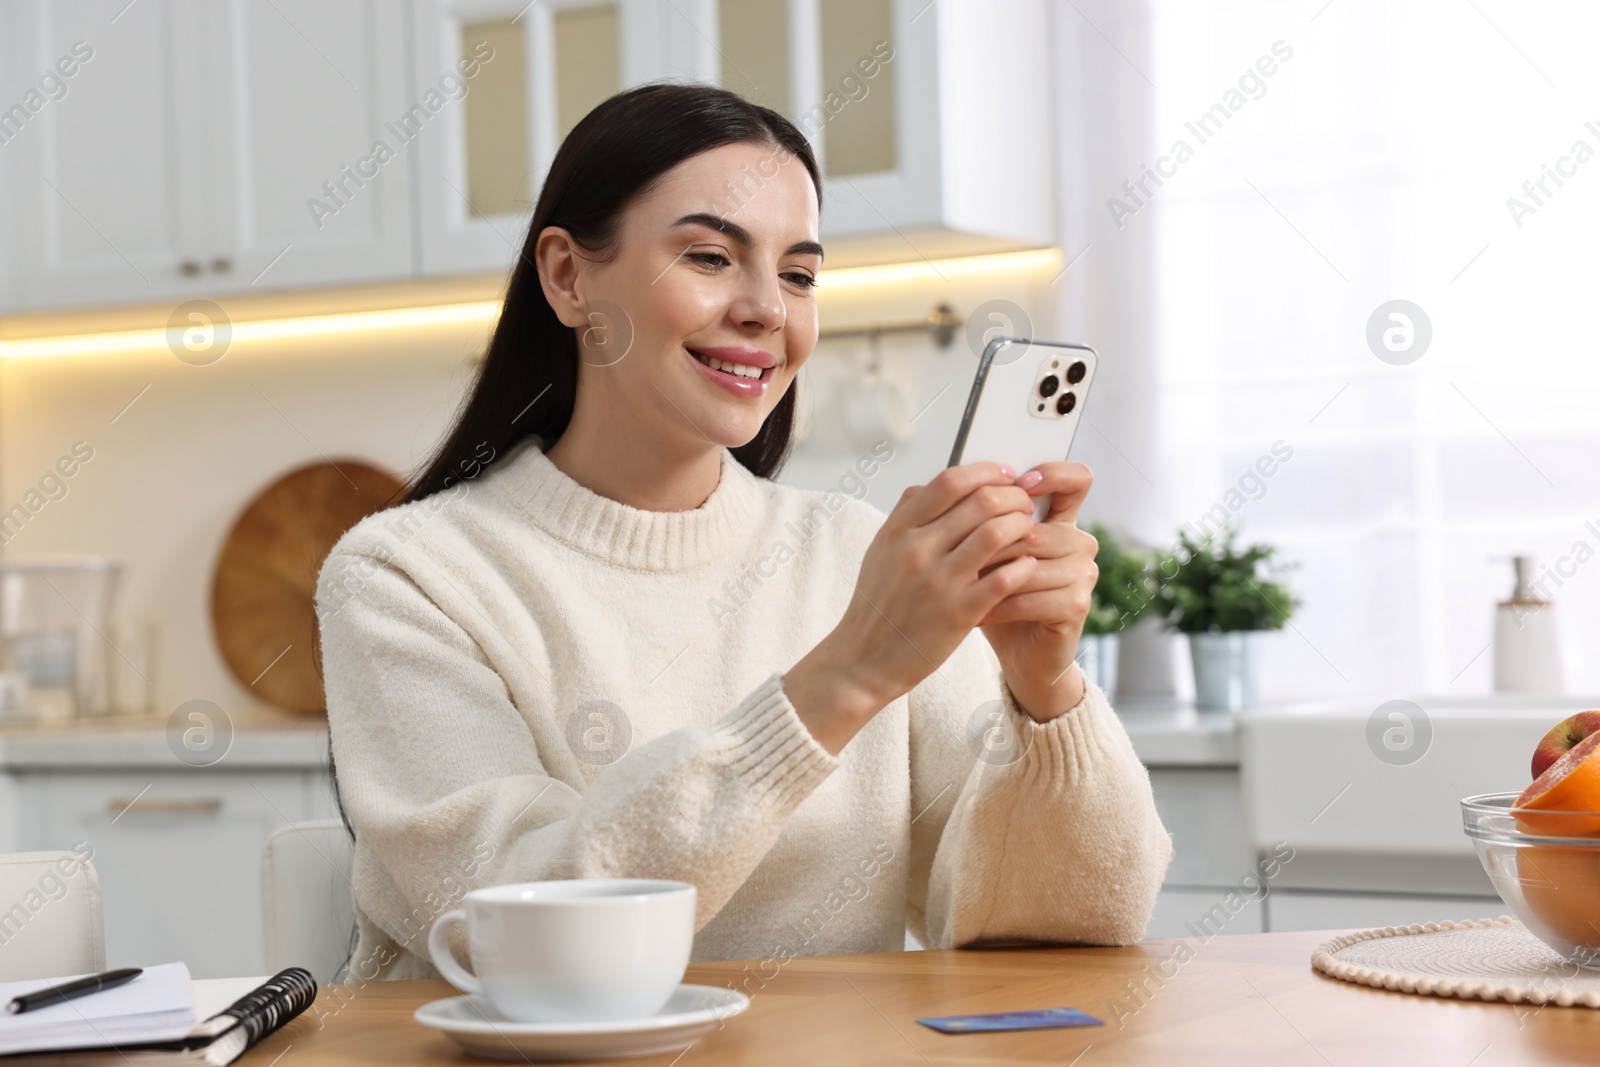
[783,462,1039,754]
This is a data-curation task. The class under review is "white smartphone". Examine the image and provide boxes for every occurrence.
[948,337,1099,521]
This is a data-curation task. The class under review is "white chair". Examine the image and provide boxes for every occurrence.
[0,850,105,982]
[260,821,355,983]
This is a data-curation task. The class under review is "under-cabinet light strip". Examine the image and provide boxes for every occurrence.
[0,248,1061,360]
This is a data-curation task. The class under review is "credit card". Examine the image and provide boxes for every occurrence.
[916,1007,1105,1033]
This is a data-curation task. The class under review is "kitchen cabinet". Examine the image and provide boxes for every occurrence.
[0,35,23,312]
[1149,886,1265,939]
[17,771,318,978]
[1145,768,1268,938]
[3,0,210,311]
[409,0,714,275]
[3,0,414,312]
[2,726,335,980]
[408,0,742,276]
[411,0,1058,275]
[703,0,1058,266]
[1,0,1059,314]
[201,0,417,293]
[1266,891,1505,933]
[1144,760,1505,939]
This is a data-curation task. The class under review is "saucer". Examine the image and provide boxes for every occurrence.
[413,984,751,1062]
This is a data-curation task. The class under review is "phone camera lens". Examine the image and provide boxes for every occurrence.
[1056,391,1077,415]
[1066,360,1087,385]
[1038,375,1059,398]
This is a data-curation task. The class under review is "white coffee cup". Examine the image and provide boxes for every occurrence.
[428,879,696,1024]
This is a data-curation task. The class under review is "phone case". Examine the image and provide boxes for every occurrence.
[948,338,1099,521]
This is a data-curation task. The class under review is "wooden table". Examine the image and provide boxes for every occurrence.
[241,930,1600,1065]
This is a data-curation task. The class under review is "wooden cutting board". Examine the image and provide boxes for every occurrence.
[211,460,405,714]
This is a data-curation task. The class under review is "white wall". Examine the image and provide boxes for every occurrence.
[0,319,484,716]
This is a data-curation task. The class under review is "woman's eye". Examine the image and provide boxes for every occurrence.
[687,251,730,269]
[784,272,818,291]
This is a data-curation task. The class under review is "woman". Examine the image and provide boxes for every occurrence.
[318,83,1170,982]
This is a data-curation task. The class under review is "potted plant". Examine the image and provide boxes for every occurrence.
[1078,523,1155,703]
[1152,524,1299,711]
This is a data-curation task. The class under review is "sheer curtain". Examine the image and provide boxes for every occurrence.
[1052,0,1600,701]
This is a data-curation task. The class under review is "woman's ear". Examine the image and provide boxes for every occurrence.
[533,226,590,329]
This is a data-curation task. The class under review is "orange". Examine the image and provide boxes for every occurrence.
[1516,844,1600,956]
[1515,732,1600,837]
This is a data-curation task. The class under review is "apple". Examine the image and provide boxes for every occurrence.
[1533,710,1600,779]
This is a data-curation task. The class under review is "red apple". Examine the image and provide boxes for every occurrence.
[1533,711,1600,779]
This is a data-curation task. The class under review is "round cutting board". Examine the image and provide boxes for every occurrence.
[211,460,404,713]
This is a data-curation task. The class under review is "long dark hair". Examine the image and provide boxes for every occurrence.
[404,82,822,504]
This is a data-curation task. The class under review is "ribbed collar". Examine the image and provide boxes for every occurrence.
[490,436,766,572]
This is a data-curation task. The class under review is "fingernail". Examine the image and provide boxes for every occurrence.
[1017,471,1044,490]
[999,464,1016,480]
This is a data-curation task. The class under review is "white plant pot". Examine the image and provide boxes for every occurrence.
[1188,631,1257,711]
[1075,633,1119,704]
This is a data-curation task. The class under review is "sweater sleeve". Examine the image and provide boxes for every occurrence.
[317,547,842,953]
[903,629,1172,949]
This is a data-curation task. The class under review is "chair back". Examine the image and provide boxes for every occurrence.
[0,850,105,982]
[261,821,355,982]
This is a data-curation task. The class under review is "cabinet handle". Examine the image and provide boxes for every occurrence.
[209,257,232,274]
[106,796,223,815]
[179,259,202,277]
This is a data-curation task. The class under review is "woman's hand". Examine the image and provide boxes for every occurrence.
[783,462,1038,754]
[977,462,1098,722]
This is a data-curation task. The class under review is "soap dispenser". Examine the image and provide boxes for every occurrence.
[1493,555,1565,693]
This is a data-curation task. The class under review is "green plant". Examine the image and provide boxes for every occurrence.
[1153,524,1299,634]
[1083,522,1155,636]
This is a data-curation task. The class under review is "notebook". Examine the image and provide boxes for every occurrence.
[0,964,316,1066]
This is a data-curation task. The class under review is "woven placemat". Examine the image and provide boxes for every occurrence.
[1312,917,1600,1007]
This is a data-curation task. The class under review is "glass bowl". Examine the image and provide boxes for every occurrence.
[1462,792,1600,970]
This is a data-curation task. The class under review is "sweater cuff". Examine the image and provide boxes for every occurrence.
[710,672,841,809]
[998,671,1130,786]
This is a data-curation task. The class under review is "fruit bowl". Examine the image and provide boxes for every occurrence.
[1462,792,1600,970]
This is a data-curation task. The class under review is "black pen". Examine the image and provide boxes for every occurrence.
[6,968,144,1015]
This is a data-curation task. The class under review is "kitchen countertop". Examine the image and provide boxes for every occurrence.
[0,699,1248,771]
[1112,697,1241,767]
[15,692,1579,773]
[0,698,1254,770]
[0,706,328,769]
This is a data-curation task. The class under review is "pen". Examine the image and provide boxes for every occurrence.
[6,968,144,1015]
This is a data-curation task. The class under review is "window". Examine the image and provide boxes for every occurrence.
[1057,0,1600,698]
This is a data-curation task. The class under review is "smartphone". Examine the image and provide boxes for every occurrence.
[948,337,1099,521]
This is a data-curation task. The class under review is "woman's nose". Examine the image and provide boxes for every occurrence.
[730,274,786,333]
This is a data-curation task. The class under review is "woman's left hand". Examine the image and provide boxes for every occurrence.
[977,462,1098,722]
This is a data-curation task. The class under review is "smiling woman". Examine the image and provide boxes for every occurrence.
[314,83,1170,982]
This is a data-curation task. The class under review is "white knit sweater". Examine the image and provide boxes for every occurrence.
[316,436,1171,981]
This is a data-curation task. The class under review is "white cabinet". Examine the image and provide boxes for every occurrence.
[2,0,1057,311]
[4,0,414,311]
[1266,891,1505,934]
[411,0,1058,275]
[1146,768,1270,939]
[16,768,332,979]
[1145,765,1509,939]
[1147,886,1265,939]
[0,18,25,312]
[410,0,699,275]
[701,0,1058,266]
[4,0,212,310]
[202,0,417,292]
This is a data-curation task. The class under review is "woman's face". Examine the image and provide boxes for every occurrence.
[545,141,822,451]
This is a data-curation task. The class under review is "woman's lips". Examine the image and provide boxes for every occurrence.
[686,347,772,398]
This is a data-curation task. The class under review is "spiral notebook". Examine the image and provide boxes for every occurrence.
[0,964,316,1066]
